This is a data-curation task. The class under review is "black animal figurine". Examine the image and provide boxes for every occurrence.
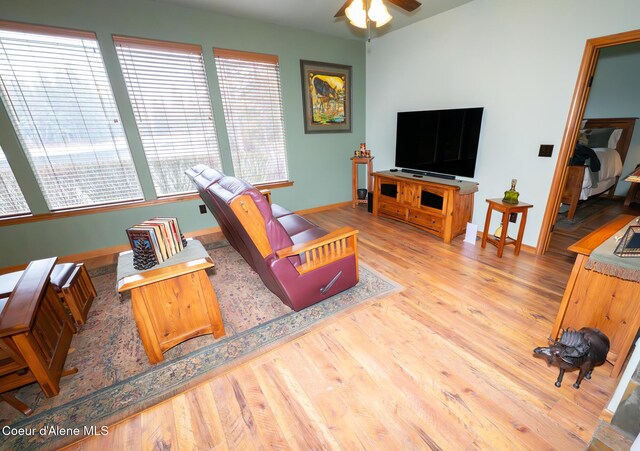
[533,327,610,389]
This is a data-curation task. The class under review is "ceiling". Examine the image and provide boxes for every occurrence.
[152,0,475,40]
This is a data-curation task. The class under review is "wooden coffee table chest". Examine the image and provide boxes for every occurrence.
[117,239,225,364]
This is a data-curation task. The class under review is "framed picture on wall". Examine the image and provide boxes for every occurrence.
[300,60,351,133]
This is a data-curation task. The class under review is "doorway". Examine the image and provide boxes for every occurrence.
[538,29,640,255]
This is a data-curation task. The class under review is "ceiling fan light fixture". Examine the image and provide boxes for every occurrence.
[349,14,368,29]
[337,0,419,32]
[345,0,367,28]
[368,0,392,27]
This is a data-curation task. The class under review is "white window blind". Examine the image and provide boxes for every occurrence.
[0,145,30,217]
[214,49,289,185]
[0,22,143,210]
[114,36,222,196]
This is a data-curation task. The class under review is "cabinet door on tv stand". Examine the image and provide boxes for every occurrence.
[417,186,446,213]
[379,179,400,202]
[401,182,419,206]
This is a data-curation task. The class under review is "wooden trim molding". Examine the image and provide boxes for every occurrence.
[537,28,640,255]
[0,20,95,39]
[0,226,223,275]
[113,35,203,55]
[1,182,293,227]
[214,48,279,64]
[600,409,614,424]
[0,194,200,227]
[296,201,351,216]
[254,180,294,190]
[0,197,340,275]
[475,230,536,254]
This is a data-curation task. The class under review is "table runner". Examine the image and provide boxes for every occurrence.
[584,216,640,282]
[117,238,207,281]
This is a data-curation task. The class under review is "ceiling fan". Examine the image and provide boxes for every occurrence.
[335,0,422,29]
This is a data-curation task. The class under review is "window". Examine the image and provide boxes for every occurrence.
[0,145,30,217]
[114,36,222,196]
[0,22,143,210]
[214,49,288,185]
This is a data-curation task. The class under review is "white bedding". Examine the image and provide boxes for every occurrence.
[579,147,623,200]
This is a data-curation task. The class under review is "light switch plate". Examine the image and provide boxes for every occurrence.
[539,144,554,157]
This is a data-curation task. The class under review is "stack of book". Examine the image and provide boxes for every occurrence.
[126,217,185,266]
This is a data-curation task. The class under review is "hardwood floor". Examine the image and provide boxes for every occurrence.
[548,196,640,262]
[64,205,627,450]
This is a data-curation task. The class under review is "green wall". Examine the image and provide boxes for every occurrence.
[0,0,366,267]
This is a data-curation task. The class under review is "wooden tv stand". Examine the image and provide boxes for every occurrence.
[372,171,478,243]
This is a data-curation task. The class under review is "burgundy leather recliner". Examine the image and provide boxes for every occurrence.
[186,165,359,311]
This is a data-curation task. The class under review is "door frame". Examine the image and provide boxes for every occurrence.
[537,28,640,254]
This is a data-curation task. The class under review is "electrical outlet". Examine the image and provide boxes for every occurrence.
[199,204,207,214]
[538,144,554,157]
[509,213,517,223]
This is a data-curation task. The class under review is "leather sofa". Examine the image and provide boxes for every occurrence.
[186,165,359,311]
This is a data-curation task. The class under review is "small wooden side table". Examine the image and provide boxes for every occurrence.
[351,156,374,208]
[117,240,225,364]
[481,198,533,257]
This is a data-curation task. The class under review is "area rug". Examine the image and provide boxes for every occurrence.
[0,241,401,450]
[556,197,620,232]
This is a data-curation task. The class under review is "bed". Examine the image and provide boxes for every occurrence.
[561,117,636,219]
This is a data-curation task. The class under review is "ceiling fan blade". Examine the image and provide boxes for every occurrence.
[334,0,351,17]
[387,0,422,12]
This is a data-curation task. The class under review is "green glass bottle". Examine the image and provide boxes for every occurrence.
[503,179,519,204]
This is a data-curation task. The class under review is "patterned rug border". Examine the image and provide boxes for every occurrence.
[4,262,402,450]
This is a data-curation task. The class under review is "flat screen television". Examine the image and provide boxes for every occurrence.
[395,107,484,178]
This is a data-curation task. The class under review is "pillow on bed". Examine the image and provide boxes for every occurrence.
[581,127,622,149]
[608,128,622,149]
[585,128,613,147]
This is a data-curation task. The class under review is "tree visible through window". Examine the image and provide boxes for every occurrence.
[0,23,143,210]
[114,36,222,196]
[0,145,29,217]
[214,49,289,185]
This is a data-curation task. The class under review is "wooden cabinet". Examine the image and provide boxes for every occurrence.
[551,215,640,377]
[373,171,478,243]
[117,240,225,364]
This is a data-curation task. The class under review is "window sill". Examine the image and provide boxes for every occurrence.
[253,180,294,190]
[0,194,196,226]
[0,181,294,227]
